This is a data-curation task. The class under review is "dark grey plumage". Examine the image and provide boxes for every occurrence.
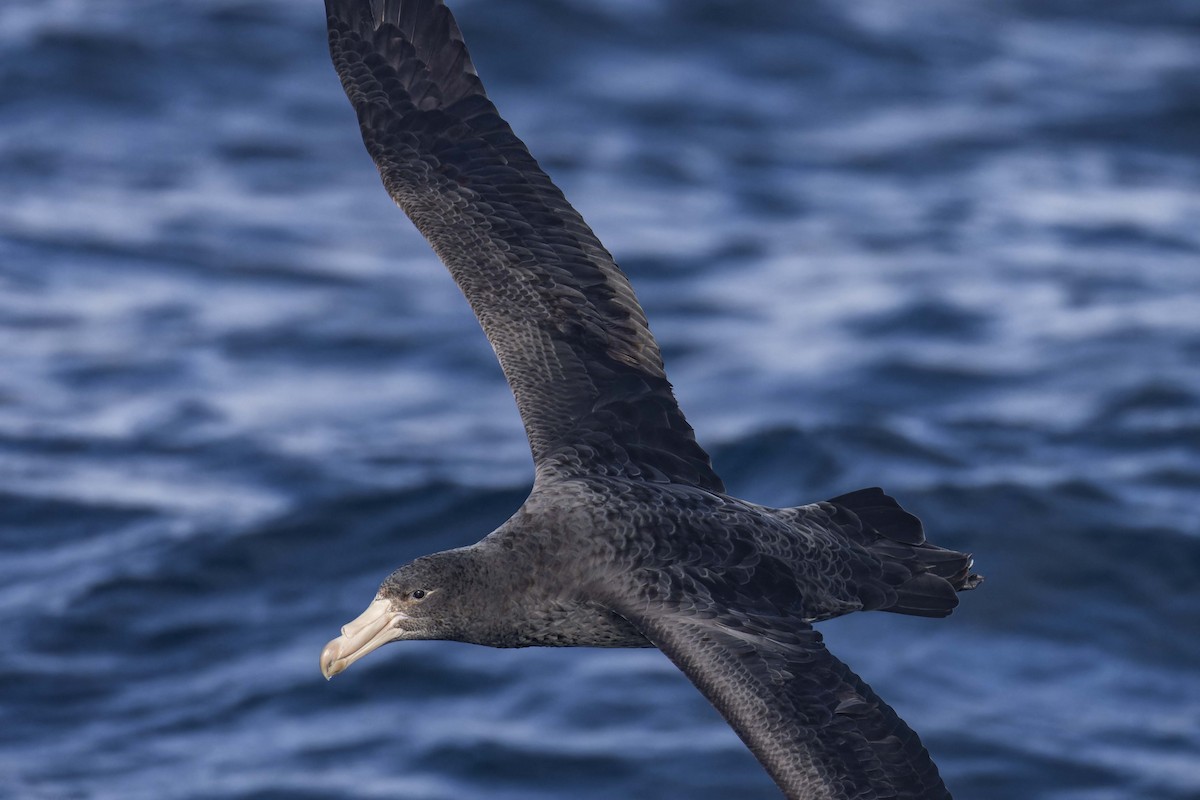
[325,0,720,492]
[319,2,982,799]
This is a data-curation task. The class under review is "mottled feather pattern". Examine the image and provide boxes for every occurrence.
[581,480,963,625]
[324,0,723,492]
[620,605,952,800]
[554,478,968,798]
[322,2,979,798]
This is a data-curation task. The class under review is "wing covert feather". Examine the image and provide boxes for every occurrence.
[324,0,722,492]
[617,606,953,799]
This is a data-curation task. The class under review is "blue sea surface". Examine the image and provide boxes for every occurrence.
[3,0,1199,797]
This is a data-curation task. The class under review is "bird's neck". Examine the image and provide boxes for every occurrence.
[450,538,613,648]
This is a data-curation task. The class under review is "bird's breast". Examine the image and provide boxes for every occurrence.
[510,600,653,648]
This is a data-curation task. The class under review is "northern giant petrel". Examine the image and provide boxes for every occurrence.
[317,2,981,797]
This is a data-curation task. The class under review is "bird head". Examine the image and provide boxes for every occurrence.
[320,547,481,679]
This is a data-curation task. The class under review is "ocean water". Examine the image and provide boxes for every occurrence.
[2,0,1199,797]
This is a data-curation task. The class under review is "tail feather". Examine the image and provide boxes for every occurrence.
[827,487,982,618]
[888,572,960,618]
[827,487,925,545]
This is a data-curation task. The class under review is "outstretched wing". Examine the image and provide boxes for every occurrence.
[324,0,723,492]
[617,604,953,799]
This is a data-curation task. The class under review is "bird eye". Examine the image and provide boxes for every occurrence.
[411,589,427,600]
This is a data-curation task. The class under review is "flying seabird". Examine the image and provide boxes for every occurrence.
[317,2,982,798]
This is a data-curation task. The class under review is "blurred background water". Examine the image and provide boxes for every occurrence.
[2,0,1199,797]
